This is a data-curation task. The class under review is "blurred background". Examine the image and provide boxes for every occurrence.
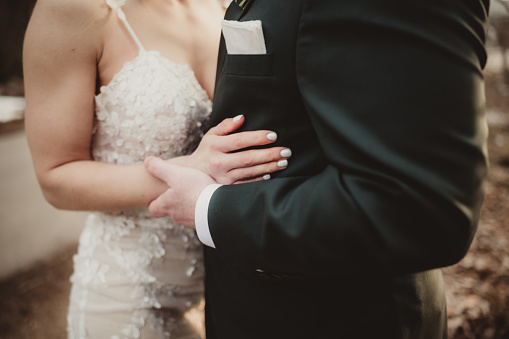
[0,1,508,338]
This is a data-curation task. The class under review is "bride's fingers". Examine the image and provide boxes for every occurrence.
[226,147,292,169]
[233,175,271,185]
[223,159,289,184]
[218,130,279,153]
[207,115,245,136]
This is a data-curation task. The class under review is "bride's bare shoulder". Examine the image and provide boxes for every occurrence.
[30,0,109,31]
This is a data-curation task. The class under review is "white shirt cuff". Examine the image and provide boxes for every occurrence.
[195,183,222,248]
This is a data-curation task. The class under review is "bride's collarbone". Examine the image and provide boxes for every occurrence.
[124,0,225,25]
[98,0,221,87]
[117,0,223,48]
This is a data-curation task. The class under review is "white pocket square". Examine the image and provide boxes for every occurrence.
[221,20,267,55]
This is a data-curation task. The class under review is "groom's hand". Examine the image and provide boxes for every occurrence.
[144,156,215,227]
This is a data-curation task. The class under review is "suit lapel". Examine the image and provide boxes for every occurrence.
[237,0,255,20]
[213,34,227,101]
[225,0,256,21]
[213,0,256,101]
[224,1,244,20]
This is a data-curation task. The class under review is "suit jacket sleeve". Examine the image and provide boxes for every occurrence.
[207,0,489,278]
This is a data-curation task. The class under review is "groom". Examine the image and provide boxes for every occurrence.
[145,0,490,337]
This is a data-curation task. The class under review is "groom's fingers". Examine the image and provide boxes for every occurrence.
[148,191,172,218]
[144,156,174,185]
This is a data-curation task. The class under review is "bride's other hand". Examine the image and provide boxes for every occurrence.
[178,115,292,185]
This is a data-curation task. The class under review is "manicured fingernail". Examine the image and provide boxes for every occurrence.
[267,132,277,141]
[263,174,271,180]
[280,148,292,158]
[233,114,243,122]
[278,160,288,168]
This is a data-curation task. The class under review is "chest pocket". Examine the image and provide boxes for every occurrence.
[223,53,273,76]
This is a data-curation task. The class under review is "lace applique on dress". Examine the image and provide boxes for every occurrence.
[66,1,211,338]
[92,49,211,165]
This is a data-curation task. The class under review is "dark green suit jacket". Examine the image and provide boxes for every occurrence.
[205,0,489,337]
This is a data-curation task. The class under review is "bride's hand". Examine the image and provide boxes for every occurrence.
[180,115,292,185]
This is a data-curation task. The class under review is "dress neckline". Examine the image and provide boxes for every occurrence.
[101,0,213,102]
[96,50,213,104]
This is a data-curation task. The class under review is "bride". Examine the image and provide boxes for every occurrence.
[23,0,291,337]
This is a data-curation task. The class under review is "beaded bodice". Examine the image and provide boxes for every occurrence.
[92,50,212,165]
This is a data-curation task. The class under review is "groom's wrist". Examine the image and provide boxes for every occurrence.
[195,183,222,248]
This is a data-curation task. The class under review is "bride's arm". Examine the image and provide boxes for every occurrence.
[23,0,161,211]
[24,0,288,212]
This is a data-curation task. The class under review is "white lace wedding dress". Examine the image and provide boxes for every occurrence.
[66,1,213,338]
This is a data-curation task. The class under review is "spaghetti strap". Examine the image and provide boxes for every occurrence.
[106,0,146,52]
